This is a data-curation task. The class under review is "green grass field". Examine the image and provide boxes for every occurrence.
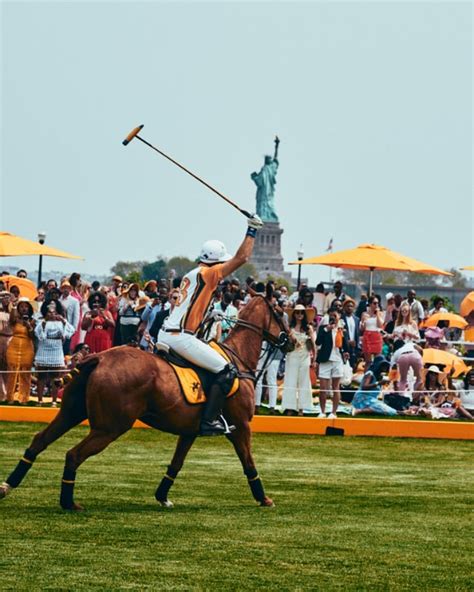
[0,423,472,591]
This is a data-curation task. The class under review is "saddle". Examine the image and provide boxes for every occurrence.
[155,341,239,405]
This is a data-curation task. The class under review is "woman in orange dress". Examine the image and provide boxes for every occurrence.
[6,298,35,404]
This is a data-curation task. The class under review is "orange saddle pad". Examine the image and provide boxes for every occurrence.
[169,341,239,405]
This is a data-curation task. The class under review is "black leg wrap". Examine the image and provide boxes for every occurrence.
[155,465,178,502]
[245,468,265,502]
[6,449,37,488]
[60,467,77,509]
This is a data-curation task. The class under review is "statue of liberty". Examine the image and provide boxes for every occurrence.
[251,136,280,223]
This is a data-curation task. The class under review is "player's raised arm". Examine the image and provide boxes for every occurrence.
[221,214,263,277]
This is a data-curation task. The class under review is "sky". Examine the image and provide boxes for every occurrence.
[1,0,472,285]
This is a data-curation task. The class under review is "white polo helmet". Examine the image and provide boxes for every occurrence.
[199,239,232,263]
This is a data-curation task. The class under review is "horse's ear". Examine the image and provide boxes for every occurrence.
[265,282,274,300]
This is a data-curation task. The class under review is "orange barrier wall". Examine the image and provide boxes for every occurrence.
[1,407,473,440]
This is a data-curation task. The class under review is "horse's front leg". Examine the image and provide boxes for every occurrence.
[155,434,196,508]
[227,422,274,507]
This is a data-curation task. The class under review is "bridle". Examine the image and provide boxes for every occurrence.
[216,295,291,380]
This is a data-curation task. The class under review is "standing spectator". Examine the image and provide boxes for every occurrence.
[429,297,448,316]
[6,298,35,405]
[316,309,349,418]
[392,302,420,342]
[0,292,13,401]
[59,281,80,355]
[281,305,315,416]
[82,292,115,353]
[33,287,46,318]
[144,280,158,298]
[278,284,290,306]
[255,346,285,415]
[355,293,368,319]
[402,290,425,325]
[46,279,58,291]
[323,281,346,313]
[313,283,326,319]
[383,293,396,326]
[360,295,384,364]
[390,339,423,394]
[118,283,142,344]
[35,300,74,406]
[9,285,20,306]
[214,292,239,341]
[16,269,27,279]
[351,356,397,416]
[68,272,84,352]
[149,289,180,343]
[342,298,360,369]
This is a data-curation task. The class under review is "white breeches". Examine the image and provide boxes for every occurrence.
[158,330,227,373]
[255,359,280,408]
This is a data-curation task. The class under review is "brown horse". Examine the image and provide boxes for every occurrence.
[0,296,290,510]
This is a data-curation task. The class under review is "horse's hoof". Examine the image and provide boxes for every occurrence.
[260,497,275,508]
[0,482,11,499]
[62,502,84,512]
[157,499,174,509]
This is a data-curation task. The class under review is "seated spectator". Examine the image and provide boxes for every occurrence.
[316,309,349,418]
[82,292,115,353]
[281,305,315,416]
[360,295,384,364]
[425,326,444,349]
[35,300,75,406]
[457,369,474,411]
[351,356,398,416]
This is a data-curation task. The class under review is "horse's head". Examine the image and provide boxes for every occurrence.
[236,295,293,353]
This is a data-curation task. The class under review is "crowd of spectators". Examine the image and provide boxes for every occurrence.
[0,268,473,422]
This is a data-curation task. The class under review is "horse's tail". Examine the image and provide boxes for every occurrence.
[60,355,101,414]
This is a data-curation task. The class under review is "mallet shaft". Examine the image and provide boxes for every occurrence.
[134,135,251,218]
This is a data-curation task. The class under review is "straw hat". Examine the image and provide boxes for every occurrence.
[112,275,123,282]
[135,296,150,312]
[286,304,315,323]
[16,296,34,317]
[426,365,442,374]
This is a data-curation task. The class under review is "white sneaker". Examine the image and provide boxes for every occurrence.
[327,413,337,419]
[317,413,326,419]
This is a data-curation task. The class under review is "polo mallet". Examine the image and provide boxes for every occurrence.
[122,124,252,218]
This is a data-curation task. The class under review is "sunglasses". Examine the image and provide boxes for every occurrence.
[294,311,304,315]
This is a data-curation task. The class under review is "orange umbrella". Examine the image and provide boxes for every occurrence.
[288,243,451,293]
[0,275,38,299]
[460,292,474,318]
[424,313,467,330]
[0,232,82,259]
[422,348,469,378]
[460,266,474,271]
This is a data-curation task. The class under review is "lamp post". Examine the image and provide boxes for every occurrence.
[37,232,46,288]
[296,245,304,291]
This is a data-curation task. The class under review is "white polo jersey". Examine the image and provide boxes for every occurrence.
[163,264,224,334]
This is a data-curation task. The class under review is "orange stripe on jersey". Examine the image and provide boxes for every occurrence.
[180,265,224,333]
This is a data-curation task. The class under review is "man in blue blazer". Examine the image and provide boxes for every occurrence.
[342,299,360,370]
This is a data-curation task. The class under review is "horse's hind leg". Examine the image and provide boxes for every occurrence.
[227,422,274,507]
[155,435,196,508]
[60,427,129,511]
[0,403,87,500]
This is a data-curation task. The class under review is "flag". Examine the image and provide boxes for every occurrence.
[326,238,333,252]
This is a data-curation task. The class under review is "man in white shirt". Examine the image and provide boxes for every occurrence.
[402,289,424,324]
[59,281,80,354]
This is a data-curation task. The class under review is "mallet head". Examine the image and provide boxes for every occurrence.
[122,124,144,146]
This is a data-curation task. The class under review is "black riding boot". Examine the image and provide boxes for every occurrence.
[199,365,236,436]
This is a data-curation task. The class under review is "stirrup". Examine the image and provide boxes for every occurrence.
[219,414,236,435]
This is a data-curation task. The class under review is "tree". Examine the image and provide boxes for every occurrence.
[110,261,148,280]
[230,262,258,284]
[142,259,168,281]
[167,256,195,278]
[439,268,468,289]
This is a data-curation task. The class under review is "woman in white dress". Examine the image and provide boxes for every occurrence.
[281,304,315,416]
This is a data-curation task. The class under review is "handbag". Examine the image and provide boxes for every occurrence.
[341,360,353,387]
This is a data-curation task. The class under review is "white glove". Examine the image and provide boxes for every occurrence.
[247,213,263,230]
